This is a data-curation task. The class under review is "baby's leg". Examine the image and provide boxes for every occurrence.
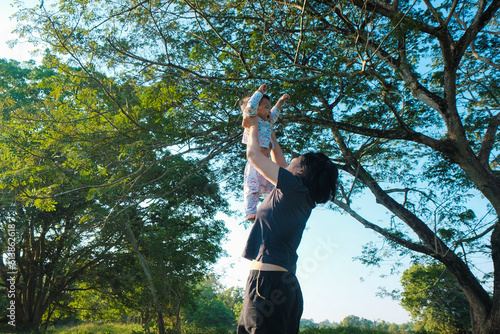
[244,162,260,220]
[261,146,271,158]
[258,173,275,194]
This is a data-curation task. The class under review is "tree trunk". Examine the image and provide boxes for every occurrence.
[471,310,500,334]
[330,124,499,334]
[470,223,500,334]
[123,221,166,334]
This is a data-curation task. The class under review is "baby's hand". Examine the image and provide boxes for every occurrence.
[280,94,290,102]
[258,84,268,94]
[275,94,290,110]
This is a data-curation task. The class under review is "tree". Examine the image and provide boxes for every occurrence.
[300,318,316,329]
[0,185,122,330]
[12,0,500,333]
[401,264,471,333]
[341,315,374,329]
[318,319,338,328]
[0,59,125,330]
[183,276,243,332]
[0,58,228,331]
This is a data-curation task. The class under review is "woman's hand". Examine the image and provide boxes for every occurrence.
[242,114,259,129]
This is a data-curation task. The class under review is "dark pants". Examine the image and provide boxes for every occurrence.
[237,270,303,334]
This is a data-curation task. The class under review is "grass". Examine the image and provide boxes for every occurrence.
[43,322,144,334]
[0,323,408,334]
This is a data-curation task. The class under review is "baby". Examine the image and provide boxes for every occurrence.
[241,84,289,221]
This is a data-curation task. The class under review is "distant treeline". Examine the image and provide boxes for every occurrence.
[300,316,418,333]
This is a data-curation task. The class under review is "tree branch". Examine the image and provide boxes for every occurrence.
[422,0,444,25]
[455,221,497,245]
[341,0,442,36]
[453,0,500,65]
[321,0,448,115]
[442,0,460,28]
[471,42,500,71]
[334,199,433,255]
[293,0,308,64]
[188,0,250,71]
[284,114,445,150]
[478,111,500,168]
[382,90,408,130]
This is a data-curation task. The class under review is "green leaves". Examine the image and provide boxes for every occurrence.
[400,264,472,333]
[183,276,243,330]
[0,56,230,329]
[6,0,500,330]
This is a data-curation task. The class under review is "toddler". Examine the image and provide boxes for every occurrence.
[241,84,289,220]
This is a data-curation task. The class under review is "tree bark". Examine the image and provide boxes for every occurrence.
[123,221,166,334]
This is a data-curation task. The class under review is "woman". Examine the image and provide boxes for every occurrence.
[238,110,339,334]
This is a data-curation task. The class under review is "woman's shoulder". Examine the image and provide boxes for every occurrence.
[277,168,315,208]
[277,168,306,191]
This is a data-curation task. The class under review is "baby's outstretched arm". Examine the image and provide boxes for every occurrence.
[274,94,290,110]
[269,93,290,124]
[243,84,268,117]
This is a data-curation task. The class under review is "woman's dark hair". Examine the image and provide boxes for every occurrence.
[299,152,339,204]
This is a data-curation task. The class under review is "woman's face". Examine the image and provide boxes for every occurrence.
[287,156,304,176]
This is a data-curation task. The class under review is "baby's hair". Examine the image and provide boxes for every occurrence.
[239,93,270,112]
[239,96,251,112]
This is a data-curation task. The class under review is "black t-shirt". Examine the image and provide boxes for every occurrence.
[242,167,315,274]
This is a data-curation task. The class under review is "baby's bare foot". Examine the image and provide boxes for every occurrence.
[246,213,256,221]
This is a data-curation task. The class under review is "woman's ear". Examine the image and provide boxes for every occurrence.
[287,156,305,176]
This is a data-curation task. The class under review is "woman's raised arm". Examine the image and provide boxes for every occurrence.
[270,130,287,168]
[242,115,280,186]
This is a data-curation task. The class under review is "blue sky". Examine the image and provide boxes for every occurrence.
[0,0,412,324]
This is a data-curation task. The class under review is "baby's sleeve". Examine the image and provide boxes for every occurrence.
[243,91,263,117]
[269,106,280,125]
